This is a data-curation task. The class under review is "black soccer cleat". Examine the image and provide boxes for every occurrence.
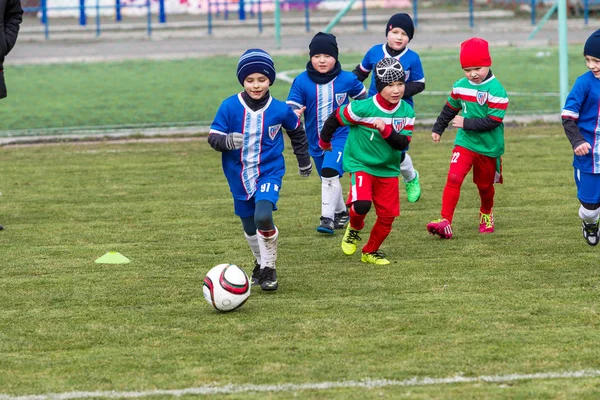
[333,211,349,229]
[582,220,599,246]
[259,267,278,291]
[316,217,335,235]
[251,260,261,286]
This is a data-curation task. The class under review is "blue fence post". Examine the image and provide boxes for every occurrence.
[40,0,49,38]
[361,0,367,30]
[95,0,100,36]
[146,0,152,36]
[257,0,263,32]
[239,0,246,20]
[304,0,310,32]
[469,0,474,28]
[412,0,418,27]
[584,0,589,24]
[208,0,213,34]
[530,0,535,25]
[159,0,166,23]
[40,0,47,23]
[79,0,86,26]
[115,0,122,21]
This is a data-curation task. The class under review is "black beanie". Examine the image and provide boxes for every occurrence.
[385,13,414,41]
[584,29,600,60]
[309,32,339,60]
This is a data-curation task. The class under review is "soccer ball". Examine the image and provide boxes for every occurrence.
[203,263,251,312]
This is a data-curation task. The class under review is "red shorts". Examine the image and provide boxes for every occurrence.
[347,171,400,217]
[448,145,502,186]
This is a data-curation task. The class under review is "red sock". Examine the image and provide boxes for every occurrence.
[349,205,366,231]
[441,173,464,223]
[362,216,394,254]
[478,184,494,214]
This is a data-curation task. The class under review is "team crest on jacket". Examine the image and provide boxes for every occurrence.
[335,93,347,106]
[392,118,405,132]
[268,124,281,139]
[476,91,488,106]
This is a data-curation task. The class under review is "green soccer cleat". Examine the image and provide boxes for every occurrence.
[404,170,421,203]
[341,225,362,255]
[361,251,390,265]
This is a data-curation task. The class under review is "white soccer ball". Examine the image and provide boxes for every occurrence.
[203,263,251,312]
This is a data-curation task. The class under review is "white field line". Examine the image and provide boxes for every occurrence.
[2,370,600,400]
[277,69,559,98]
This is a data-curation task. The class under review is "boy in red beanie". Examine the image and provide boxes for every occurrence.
[426,37,509,239]
[352,13,424,204]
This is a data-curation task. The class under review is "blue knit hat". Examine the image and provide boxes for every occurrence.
[584,29,600,60]
[236,49,277,86]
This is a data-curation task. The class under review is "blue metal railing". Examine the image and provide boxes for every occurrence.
[20,0,600,40]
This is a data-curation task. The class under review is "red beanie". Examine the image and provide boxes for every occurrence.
[459,38,492,68]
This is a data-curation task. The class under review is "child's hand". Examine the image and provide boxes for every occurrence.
[451,116,464,128]
[318,137,332,152]
[372,118,386,132]
[574,142,592,156]
[294,106,306,119]
[431,132,441,143]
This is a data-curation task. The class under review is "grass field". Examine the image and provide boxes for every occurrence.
[1,44,590,135]
[1,123,599,398]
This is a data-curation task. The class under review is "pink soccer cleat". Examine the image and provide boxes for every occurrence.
[479,212,495,234]
[427,219,453,239]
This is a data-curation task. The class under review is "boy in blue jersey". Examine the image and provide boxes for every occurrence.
[208,49,312,291]
[287,32,367,235]
[562,29,600,246]
[353,13,424,203]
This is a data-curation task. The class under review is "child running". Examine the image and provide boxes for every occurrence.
[208,49,311,291]
[319,58,414,265]
[426,38,509,239]
[287,32,367,235]
[353,13,425,203]
[561,28,600,246]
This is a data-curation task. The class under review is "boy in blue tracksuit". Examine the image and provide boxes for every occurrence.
[287,32,366,234]
[209,49,311,291]
[353,13,424,203]
[562,29,600,246]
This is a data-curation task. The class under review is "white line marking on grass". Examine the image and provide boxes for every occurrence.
[2,370,600,399]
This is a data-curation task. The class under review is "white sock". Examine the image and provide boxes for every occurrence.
[257,227,278,269]
[321,177,338,220]
[244,232,261,265]
[579,205,600,224]
[335,179,347,214]
[400,153,416,182]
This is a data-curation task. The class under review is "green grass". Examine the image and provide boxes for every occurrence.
[1,125,600,398]
[2,45,588,134]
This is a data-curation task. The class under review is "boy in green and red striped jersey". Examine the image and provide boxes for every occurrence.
[427,37,509,239]
[319,58,414,265]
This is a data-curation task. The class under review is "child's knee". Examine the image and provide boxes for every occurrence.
[447,173,465,187]
[352,200,372,215]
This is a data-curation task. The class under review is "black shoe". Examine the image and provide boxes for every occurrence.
[259,267,278,291]
[316,217,335,234]
[251,260,261,286]
[333,211,349,229]
[582,220,599,246]
[0,225,3,231]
